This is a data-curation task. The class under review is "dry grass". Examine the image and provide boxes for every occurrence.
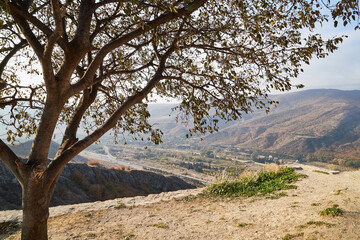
[87,161,100,166]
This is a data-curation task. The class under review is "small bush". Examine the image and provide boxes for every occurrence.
[0,221,20,235]
[86,233,96,238]
[89,184,105,200]
[114,202,127,209]
[123,233,135,239]
[297,220,335,229]
[87,161,100,166]
[151,223,169,229]
[70,172,89,191]
[282,232,304,240]
[306,221,334,228]
[266,192,287,200]
[237,222,252,227]
[312,170,329,175]
[206,167,306,197]
[319,204,343,217]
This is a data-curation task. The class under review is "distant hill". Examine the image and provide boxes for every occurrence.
[202,89,360,160]
[4,89,360,161]
[9,140,88,163]
[147,90,360,160]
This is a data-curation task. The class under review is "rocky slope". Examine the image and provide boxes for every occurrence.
[0,161,195,210]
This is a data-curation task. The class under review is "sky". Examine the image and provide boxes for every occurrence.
[290,24,360,91]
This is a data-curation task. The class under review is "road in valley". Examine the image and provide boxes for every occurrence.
[80,146,208,185]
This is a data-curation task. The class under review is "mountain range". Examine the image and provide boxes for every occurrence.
[2,89,360,161]
[148,89,360,161]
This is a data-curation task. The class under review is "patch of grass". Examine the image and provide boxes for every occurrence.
[319,204,343,217]
[297,221,334,229]
[312,170,329,175]
[177,195,198,202]
[282,232,304,240]
[70,171,89,191]
[87,160,100,166]
[305,221,335,228]
[266,192,288,200]
[237,222,252,227]
[151,223,169,229]
[205,167,307,198]
[311,203,320,206]
[0,221,20,236]
[123,233,135,239]
[334,188,348,195]
[86,233,96,238]
[114,202,127,209]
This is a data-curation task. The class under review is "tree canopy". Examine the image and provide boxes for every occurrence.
[0,0,357,239]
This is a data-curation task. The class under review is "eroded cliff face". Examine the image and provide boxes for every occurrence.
[0,162,196,210]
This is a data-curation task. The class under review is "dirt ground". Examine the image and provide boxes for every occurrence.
[4,168,360,240]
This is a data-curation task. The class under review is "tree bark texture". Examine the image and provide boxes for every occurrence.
[21,175,53,240]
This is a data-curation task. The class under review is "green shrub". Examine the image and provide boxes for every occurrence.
[151,223,169,229]
[70,172,89,191]
[86,233,96,238]
[206,167,306,197]
[114,203,127,209]
[282,232,304,240]
[312,170,329,175]
[319,204,343,217]
[237,222,252,227]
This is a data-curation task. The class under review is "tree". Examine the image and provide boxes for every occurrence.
[0,0,348,239]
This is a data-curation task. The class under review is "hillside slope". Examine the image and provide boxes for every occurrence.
[8,140,88,163]
[201,89,360,159]
[2,167,360,240]
[136,90,360,160]
[0,161,195,210]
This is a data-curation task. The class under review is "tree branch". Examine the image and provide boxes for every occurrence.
[0,139,27,185]
[42,0,65,89]
[9,8,45,61]
[55,84,99,158]
[0,39,27,80]
[69,0,207,97]
[47,38,179,181]
[9,2,67,50]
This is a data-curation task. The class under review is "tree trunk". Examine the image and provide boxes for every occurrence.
[21,177,52,240]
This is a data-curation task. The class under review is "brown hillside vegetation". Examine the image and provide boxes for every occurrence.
[2,168,360,240]
[202,90,360,161]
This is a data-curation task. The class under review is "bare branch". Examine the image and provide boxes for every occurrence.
[9,2,67,50]
[47,34,180,180]
[70,0,207,97]
[55,84,99,157]
[0,139,28,184]
[0,39,27,80]
[94,0,130,9]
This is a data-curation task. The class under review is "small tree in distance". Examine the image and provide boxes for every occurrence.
[0,0,352,239]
